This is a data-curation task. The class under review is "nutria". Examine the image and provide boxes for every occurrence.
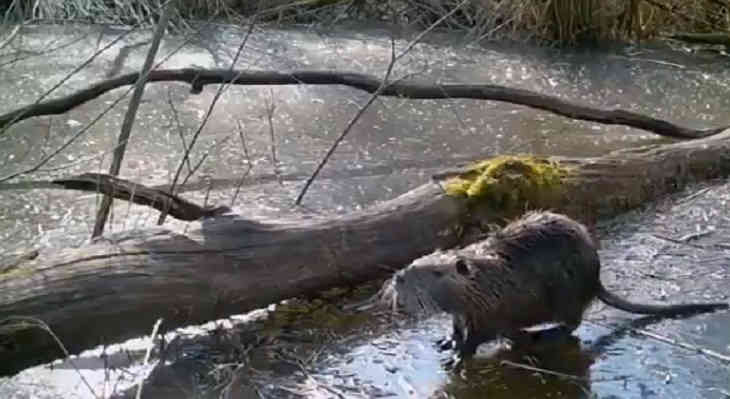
[380,211,728,359]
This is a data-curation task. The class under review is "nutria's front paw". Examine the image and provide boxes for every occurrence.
[435,337,454,351]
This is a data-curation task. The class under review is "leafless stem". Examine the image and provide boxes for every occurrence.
[231,119,253,206]
[92,0,174,238]
[134,318,164,399]
[500,359,588,381]
[0,24,20,49]
[180,135,232,190]
[166,89,193,174]
[587,320,730,363]
[264,88,282,184]
[158,16,257,225]
[294,0,470,205]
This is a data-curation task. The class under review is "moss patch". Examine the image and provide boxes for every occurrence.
[444,155,569,212]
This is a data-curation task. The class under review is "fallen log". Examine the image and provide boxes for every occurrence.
[2,128,730,376]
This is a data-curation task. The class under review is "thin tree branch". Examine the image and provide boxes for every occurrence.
[231,119,253,206]
[157,16,257,225]
[264,88,282,184]
[92,0,174,238]
[0,68,723,140]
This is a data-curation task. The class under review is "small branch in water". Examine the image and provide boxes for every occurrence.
[500,359,588,381]
[500,359,630,384]
[587,320,730,364]
[631,328,730,363]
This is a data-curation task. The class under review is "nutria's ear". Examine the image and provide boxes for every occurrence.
[455,257,470,276]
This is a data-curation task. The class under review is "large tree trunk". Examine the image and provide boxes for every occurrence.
[2,129,730,376]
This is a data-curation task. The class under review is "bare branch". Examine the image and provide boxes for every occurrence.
[0,67,722,140]
[264,88,282,184]
[92,0,174,238]
[231,119,253,206]
[158,16,257,225]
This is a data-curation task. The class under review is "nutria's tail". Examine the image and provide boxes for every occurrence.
[597,283,728,315]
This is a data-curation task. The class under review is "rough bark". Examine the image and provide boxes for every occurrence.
[2,129,730,376]
[0,68,726,139]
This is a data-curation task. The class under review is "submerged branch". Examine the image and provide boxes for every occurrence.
[0,68,725,139]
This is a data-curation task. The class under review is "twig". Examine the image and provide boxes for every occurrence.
[180,135,233,189]
[0,23,20,49]
[92,0,174,238]
[676,186,712,205]
[231,119,253,206]
[500,359,588,381]
[651,233,709,249]
[264,88,282,184]
[135,318,164,399]
[166,89,193,174]
[632,328,730,363]
[294,0,471,205]
[158,15,257,225]
[0,316,99,398]
[500,359,630,384]
[587,320,730,363]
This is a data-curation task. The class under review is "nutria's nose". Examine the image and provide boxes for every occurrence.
[395,271,405,284]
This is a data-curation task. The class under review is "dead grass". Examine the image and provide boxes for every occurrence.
[1,0,728,45]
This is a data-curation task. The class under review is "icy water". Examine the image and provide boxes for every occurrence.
[0,21,729,398]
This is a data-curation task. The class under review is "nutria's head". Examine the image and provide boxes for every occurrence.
[380,251,479,316]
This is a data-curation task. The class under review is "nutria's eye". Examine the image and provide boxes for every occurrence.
[432,270,444,278]
[455,258,469,276]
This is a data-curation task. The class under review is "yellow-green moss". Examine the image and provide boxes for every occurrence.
[444,155,569,212]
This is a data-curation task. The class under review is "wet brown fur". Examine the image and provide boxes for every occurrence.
[383,211,728,358]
